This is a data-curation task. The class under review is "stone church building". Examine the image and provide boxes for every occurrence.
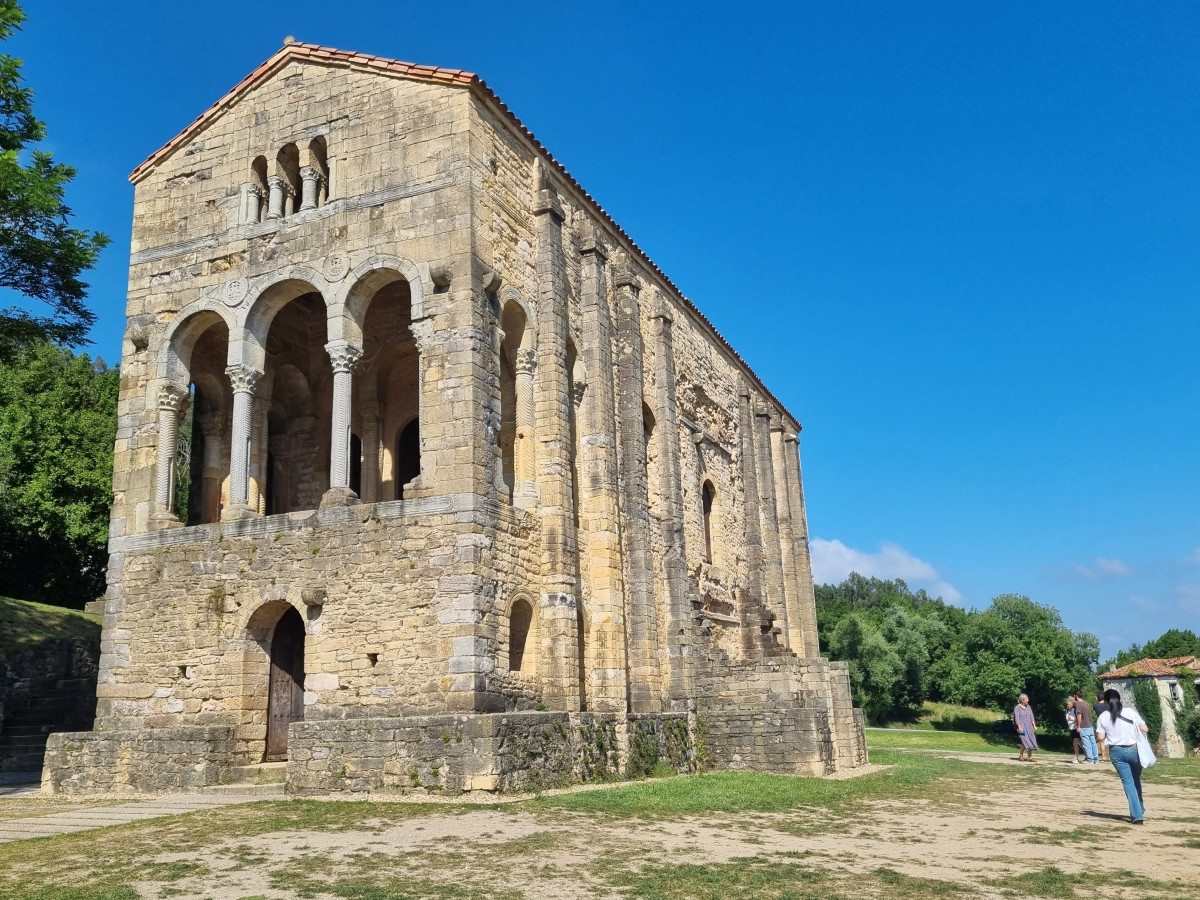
[43,41,866,795]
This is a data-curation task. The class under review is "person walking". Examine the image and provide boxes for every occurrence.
[1014,693,1038,762]
[1093,693,1110,762]
[1067,698,1083,763]
[1096,688,1149,824]
[1073,691,1099,764]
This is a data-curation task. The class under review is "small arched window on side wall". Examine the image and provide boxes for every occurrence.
[702,480,716,563]
[395,418,420,499]
[509,598,534,672]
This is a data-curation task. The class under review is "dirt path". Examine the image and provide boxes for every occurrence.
[1,753,1195,899]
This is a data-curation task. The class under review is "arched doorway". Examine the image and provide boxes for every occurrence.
[265,606,305,761]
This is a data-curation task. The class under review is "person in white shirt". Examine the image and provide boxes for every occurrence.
[1095,688,1149,824]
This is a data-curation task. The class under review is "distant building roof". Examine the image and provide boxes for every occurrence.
[1104,655,1198,678]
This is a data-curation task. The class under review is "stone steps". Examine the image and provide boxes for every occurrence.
[229,762,287,784]
[201,782,286,798]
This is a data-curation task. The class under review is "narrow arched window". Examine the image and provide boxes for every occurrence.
[702,480,715,563]
[395,419,420,499]
[307,137,330,205]
[276,143,301,215]
[510,598,533,672]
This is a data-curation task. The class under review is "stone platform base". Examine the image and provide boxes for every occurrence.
[42,726,235,796]
[40,699,867,796]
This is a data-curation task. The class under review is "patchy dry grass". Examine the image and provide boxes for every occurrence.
[0,595,100,657]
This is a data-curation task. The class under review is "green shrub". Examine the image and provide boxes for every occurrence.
[1131,680,1163,744]
[1178,704,1200,751]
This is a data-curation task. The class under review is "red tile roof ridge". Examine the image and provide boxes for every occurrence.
[127,41,801,429]
[1104,655,1197,678]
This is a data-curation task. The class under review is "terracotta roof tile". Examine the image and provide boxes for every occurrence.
[128,41,800,428]
[1104,656,1197,678]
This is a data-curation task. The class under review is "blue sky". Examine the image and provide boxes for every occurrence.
[12,2,1199,659]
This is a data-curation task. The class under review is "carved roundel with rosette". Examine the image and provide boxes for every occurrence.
[223,278,248,308]
[323,251,351,283]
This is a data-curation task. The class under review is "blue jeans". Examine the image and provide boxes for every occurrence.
[1109,745,1144,821]
[1079,727,1099,762]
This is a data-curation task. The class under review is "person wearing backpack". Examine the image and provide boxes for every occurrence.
[1096,688,1151,824]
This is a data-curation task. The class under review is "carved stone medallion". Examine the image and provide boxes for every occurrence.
[323,251,350,283]
[223,278,248,307]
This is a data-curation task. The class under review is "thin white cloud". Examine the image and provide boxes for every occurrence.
[1129,595,1160,616]
[1176,584,1200,614]
[810,538,963,604]
[1064,557,1133,580]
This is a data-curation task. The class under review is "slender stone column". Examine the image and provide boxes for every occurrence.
[738,385,766,642]
[615,260,661,712]
[197,411,226,523]
[299,166,321,211]
[753,399,791,646]
[243,184,264,224]
[577,231,629,712]
[649,293,693,706]
[360,400,382,503]
[266,176,287,219]
[532,171,580,711]
[222,365,261,520]
[771,416,806,653]
[784,431,821,657]
[322,340,363,507]
[151,384,187,528]
[513,347,538,505]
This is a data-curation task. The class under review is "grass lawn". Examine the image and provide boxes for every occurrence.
[1,745,1197,900]
[0,595,100,657]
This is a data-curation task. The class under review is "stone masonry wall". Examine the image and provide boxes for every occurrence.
[42,726,235,796]
[287,711,694,795]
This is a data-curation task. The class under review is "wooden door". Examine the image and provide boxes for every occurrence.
[265,607,305,761]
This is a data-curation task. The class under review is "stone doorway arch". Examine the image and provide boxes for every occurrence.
[265,606,306,761]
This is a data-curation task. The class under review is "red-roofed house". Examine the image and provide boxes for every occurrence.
[1102,656,1198,757]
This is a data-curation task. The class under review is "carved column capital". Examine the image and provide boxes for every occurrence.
[225,364,262,395]
[157,383,187,411]
[783,431,800,445]
[325,340,363,375]
[267,174,293,196]
[515,347,538,376]
[410,317,436,356]
[245,183,264,200]
[572,379,587,406]
[300,166,321,182]
[613,261,640,293]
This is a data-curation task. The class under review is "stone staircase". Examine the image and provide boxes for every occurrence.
[0,678,97,781]
[201,761,287,798]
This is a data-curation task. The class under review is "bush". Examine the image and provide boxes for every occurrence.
[1178,704,1200,751]
[1131,680,1163,745]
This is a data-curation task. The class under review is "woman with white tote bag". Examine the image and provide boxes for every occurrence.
[1096,687,1156,824]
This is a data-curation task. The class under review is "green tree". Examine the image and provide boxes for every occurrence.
[0,0,109,361]
[0,342,118,605]
[830,612,905,722]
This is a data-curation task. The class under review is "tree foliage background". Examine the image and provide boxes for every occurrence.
[0,343,117,605]
[0,0,109,362]
[0,0,114,606]
[817,573,1100,725]
[1105,628,1200,670]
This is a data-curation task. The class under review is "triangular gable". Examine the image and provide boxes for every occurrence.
[129,41,803,430]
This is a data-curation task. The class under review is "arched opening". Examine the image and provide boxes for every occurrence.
[249,156,269,223]
[263,293,330,514]
[351,273,419,502]
[510,598,533,673]
[395,419,420,499]
[276,143,301,216]
[307,136,330,205]
[702,480,716,564]
[265,605,305,762]
[498,297,531,502]
[163,312,232,525]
